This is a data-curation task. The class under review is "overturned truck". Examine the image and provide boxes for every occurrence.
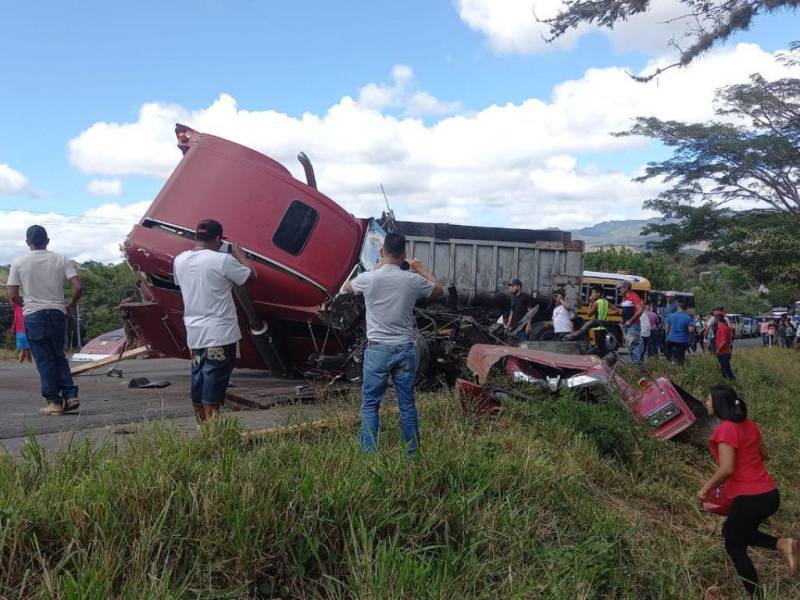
[121,125,584,383]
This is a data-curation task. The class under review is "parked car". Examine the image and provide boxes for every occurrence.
[726,313,744,338]
[741,317,755,338]
[71,328,127,362]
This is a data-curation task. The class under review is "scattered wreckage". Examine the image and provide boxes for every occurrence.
[121,125,584,385]
[118,125,712,442]
[455,344,713,441]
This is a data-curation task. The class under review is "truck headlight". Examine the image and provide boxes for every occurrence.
[645,401,680,428]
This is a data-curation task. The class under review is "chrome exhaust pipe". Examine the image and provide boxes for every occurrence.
[297,152,317,189]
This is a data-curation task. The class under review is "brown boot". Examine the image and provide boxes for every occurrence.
[778,538,800,577]
[38,402,65,416]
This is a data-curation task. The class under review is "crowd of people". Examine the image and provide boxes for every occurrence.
[501,281,744,380]
[636,292,739,380]
[759,315,798,348]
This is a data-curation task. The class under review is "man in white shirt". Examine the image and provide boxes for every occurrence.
[7,225,83,415]
[551,290,574,340]
[173,219,255,422]
[345,232,443,454]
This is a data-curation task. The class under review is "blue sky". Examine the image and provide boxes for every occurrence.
[1,1,798,262]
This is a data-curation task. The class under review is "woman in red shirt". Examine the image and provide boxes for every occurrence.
[699,385,799,596]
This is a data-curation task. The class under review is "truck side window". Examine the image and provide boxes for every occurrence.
[273,200,319,255]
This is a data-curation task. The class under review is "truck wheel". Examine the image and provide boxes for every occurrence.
[604,329,621,352]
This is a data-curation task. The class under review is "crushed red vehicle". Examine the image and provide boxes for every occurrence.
[456,344,712,441]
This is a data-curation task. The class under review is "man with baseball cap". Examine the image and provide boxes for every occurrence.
[173,219,255,422]
[7,225,83,415]
[618,280,646,366]
[505,278,536,340]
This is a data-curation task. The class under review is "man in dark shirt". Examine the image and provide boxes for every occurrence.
[505,279,535,340]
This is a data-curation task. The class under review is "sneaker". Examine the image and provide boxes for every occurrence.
[63,399,80,413]
[38,402,65,416]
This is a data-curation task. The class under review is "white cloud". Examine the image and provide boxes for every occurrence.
[457,0,696,56]
[0,201,149,264]
[0,163,30,195]
[87,178,123,196]
[356,64,462,116]
[64,43,799,245]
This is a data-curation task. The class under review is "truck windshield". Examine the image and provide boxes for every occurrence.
[360,220,386,271]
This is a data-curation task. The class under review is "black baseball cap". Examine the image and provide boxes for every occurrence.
[195,219,223,241]
[26,225,48,246]
[507,278,522,287]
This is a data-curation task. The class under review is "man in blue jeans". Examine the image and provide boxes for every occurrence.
[7,225,83,415]
[345,232,443,454]
[618,281,646,366]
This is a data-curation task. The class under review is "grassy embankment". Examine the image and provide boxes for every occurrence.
[1,348,798,599]
[0,348,19,360]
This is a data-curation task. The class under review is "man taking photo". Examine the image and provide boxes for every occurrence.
[7,225,83,415]
[345,232,443,455]
[173,219,255,423]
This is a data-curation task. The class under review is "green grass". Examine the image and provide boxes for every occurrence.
[1,348,799,599]
[0,348,19,361]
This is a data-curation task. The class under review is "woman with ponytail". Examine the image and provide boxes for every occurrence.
[699,384,799,597]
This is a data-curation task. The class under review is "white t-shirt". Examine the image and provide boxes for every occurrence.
[173,249,252,349]
[350,264,434,344]
[7,250,78,315]
[552,304,574,334]
[639,310,651,337]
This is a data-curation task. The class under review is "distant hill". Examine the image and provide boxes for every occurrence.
[570,218,664,250]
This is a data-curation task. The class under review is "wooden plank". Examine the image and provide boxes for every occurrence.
[241,417,354,440]
[70,346,149,375]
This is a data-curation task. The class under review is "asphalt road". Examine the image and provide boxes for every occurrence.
[0,357,327,458]
[0,337,772,459]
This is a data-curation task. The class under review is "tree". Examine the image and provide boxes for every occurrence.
[544,1,798,79]
[619,73,800,288]
[76,262,140,339]
[583,246,688,289]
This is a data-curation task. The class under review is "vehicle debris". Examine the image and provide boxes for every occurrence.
[120,125,586,385]
[127,377,171,389]
[70,346,150,376]
[456,344,713,441]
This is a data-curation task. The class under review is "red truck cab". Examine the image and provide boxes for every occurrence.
[123,125,369,370]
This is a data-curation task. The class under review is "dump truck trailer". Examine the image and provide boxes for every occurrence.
[397,221,583,308]
[121,125,584,380]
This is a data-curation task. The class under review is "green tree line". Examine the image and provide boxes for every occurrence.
[584,247,789,315]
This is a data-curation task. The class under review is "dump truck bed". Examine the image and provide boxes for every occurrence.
[397,221,584,306]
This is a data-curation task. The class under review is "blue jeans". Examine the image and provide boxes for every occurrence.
[361,342,419,454]
[191,343,237,406]
[24,309,78,405]
[647,330,660,356]
[623,323,646,365]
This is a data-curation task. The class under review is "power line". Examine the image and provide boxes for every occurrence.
[0,207,145,226]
